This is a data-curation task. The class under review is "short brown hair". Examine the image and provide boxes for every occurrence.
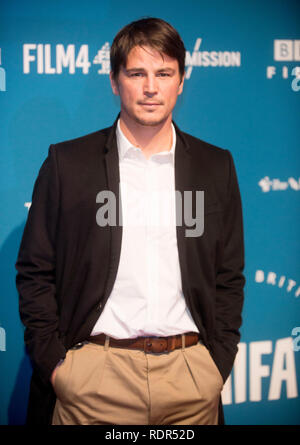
[110,17,186,80]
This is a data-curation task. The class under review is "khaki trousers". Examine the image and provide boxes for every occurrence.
[52,338,223,425]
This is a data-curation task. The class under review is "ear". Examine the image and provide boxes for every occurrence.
[110,72,119,96]
[178,76,184,96]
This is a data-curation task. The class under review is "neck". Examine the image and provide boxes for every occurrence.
[119,112,173,159]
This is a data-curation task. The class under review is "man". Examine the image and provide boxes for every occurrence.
[16,17,245,425]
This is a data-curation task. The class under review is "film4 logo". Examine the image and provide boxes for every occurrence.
[23,43,111,75]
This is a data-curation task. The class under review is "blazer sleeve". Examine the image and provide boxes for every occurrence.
[210,150,245,383]
[15,145,66,385]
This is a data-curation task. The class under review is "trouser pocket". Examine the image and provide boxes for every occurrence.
[53,342,108,404]
[183,342,224,398]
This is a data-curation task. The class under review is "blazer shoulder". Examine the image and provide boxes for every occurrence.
[181,130,229,160]
[50,126,112,159]
[178,130,237,187]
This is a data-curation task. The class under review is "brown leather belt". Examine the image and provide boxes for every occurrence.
[87,332,200,354]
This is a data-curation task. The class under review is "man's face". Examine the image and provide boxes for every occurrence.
[110,45,184,127]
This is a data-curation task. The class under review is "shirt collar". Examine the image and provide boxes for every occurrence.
[116,119,176,163]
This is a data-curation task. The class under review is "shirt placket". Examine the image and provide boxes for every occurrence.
[145,159,159,329]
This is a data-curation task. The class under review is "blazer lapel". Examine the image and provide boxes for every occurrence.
[173,123,193,302]
[101,117,123,305]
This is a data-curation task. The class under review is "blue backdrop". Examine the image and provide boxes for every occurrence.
[0,0,299,425]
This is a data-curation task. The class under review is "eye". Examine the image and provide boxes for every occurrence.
[157,72,171,77]
[130,72,144,77]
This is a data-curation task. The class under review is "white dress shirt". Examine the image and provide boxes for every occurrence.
[91,120,199,338]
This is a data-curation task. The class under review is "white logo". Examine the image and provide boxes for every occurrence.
[255,270,300,298]
[222,338,298,405]
[93,42,110,74]
[22,40,242,80]
[274,40,300,61]
[185,38,241,79]
[266,39,300,91]
[23,43,111,75]
[0,325,6,352]
[258,176,300,192]
[221,270,299,405]
[291,327,300,352]
[0,48,6,92]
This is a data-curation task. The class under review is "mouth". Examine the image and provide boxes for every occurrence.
[139,102,162,107]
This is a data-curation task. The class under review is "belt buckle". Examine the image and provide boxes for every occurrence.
[144,337,168,353]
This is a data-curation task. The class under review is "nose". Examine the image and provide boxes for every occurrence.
[143,74,158,96]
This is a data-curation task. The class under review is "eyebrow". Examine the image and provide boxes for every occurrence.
[125,67,176,74]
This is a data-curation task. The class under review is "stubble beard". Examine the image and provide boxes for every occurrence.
[133,115,167,127]
[126,105,170,128]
